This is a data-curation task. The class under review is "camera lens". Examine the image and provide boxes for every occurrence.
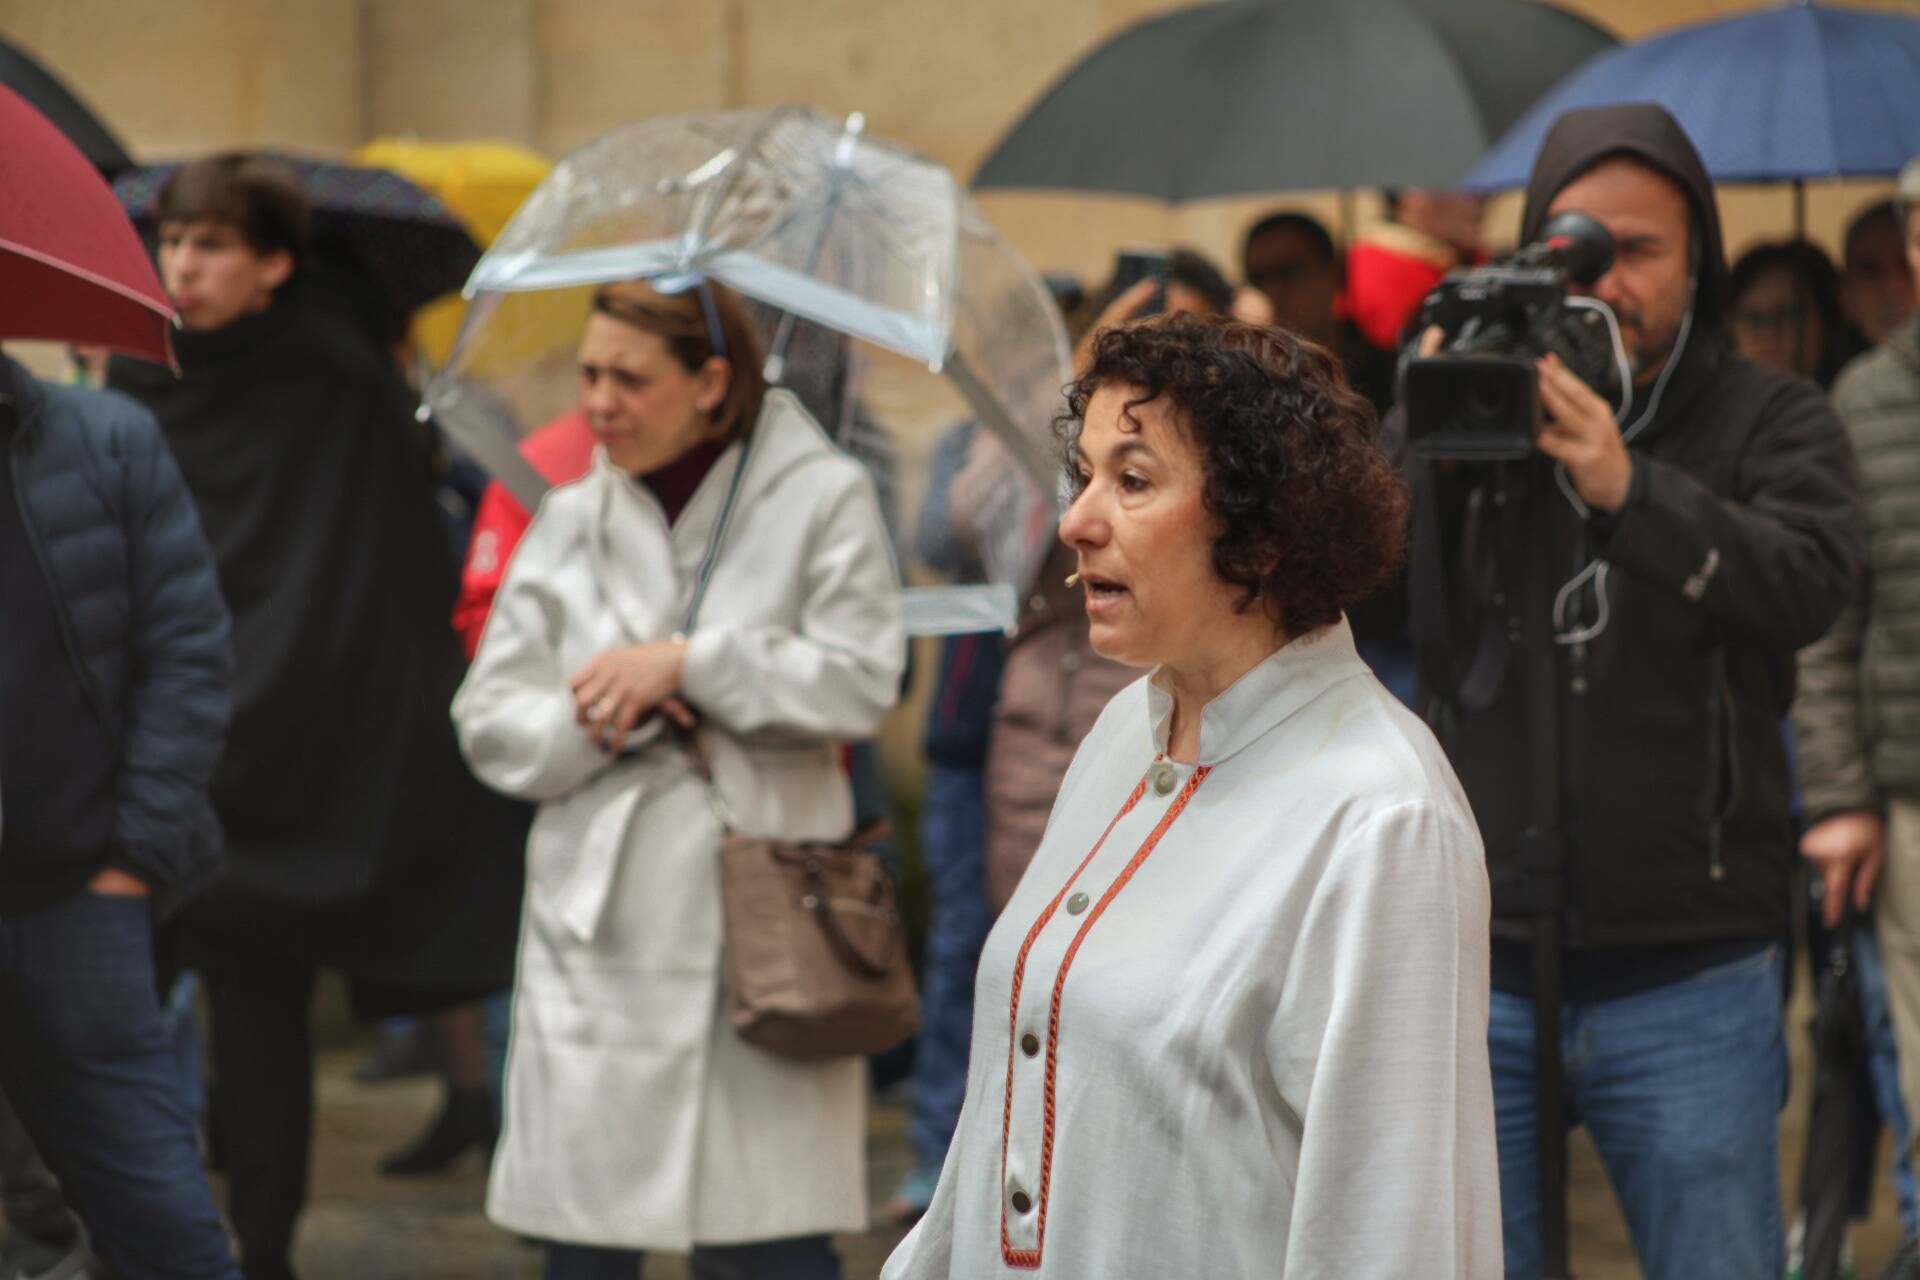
[1468,375,1511,423]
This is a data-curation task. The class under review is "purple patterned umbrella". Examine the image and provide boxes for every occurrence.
[114,154,481,319]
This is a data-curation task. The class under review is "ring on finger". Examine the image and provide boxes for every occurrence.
[593,697,616,719]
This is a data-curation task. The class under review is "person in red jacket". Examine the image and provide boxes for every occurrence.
[1346,188,1487,353]
[452,409,598,658]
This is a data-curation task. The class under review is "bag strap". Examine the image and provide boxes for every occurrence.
[682,426,758,632]
[790,848,899,978]
[677,728,741,834]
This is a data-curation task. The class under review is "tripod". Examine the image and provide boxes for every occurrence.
[1506,455,1575,1280]
[1415,452,1576,1278]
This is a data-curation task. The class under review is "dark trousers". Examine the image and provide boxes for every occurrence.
[545,1237,842,1280]
[194,939,316,1280]
[0,1080,82,1247]
[907,763,990,1172]
[0,891,240,1280]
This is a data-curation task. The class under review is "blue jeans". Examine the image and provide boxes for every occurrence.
[1854,924,1919,1237]
[0,891,241,1280]
[908,763,991,1172]
[544,1236,841,1279]
[1489,946,1787,1280]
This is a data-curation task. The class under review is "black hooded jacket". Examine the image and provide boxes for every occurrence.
[1414,106,1861,968]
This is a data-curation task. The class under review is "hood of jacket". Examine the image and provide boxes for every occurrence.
[1519,103,1729,339]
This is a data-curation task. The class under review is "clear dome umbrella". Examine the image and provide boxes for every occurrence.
[421,105,1071,636]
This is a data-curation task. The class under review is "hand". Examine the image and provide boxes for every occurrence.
[1536,353,1633,512]
[1074,279,1161,376]
[1801,811,1886,928]
[87,867,150,898]
[570,640,691,753]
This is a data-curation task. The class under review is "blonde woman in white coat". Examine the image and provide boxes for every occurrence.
[453,279,905,1280]
[883,314,1499,1279]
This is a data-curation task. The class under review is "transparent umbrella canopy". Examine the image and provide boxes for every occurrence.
[422,105,1071,635]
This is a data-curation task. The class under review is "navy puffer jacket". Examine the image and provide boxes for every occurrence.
[4,358,231,916]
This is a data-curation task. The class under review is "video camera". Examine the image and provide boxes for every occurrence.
[1402,211,1623,462]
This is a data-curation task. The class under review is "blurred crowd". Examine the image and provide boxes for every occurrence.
[3,33,1920,1280]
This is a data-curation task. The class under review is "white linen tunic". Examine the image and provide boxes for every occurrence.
[453,391,905,1250]
[884,620,1501,1278]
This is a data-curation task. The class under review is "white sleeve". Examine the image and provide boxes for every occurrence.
[679,475,906,740]
[1268,799,1502,1278]
[451,521,612,803]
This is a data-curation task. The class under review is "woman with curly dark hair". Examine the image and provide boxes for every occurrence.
[883,313,1500,1279]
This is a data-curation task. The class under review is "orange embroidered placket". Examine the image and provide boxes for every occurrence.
[998,759,1214,1269]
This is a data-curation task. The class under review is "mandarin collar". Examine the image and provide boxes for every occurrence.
[1145,617,1369,765]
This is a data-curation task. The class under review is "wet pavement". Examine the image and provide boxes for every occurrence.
[288,1048,912,1278]
[287,990,1907,1280]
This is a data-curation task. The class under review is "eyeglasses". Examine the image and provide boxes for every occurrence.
[1731,303,1807,335]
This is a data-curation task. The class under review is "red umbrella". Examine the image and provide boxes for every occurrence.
[0,82,172,365]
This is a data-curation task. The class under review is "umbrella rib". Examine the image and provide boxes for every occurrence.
[680,106,804,268]
[0,237,172,318]
[1806,7,1840,181]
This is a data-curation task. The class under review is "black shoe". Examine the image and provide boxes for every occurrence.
[377,1089,495,1177]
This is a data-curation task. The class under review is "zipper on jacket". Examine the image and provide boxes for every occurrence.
[8,427,116,738]
[1704,650,1730,882]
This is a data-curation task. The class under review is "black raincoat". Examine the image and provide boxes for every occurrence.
[109,292,525,1011]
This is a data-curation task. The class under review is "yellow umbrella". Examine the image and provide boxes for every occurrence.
[353,138,554,366]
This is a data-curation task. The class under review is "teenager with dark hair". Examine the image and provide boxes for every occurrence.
[109,153,526,1280]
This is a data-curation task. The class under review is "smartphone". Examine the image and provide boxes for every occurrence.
[1110,247,1171,318]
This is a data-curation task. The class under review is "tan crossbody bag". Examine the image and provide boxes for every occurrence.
[679,434,918,1060]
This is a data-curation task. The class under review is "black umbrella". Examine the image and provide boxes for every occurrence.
[114,154,482,321]
[973,0,1615,199]
[0,34,132,174]
[1799,915,1873,1280]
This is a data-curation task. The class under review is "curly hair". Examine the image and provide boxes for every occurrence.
[1061,314,1408,638]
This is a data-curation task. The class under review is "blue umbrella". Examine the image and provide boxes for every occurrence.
[1465,2,1920,194]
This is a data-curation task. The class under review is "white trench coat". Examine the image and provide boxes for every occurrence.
[453,391,906,1250]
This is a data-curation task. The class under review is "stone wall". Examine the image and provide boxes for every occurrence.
[9,0,1911,771]
[8,0,1913,274]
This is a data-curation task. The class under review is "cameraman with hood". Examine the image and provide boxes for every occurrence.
[1409,105,1860,1278]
